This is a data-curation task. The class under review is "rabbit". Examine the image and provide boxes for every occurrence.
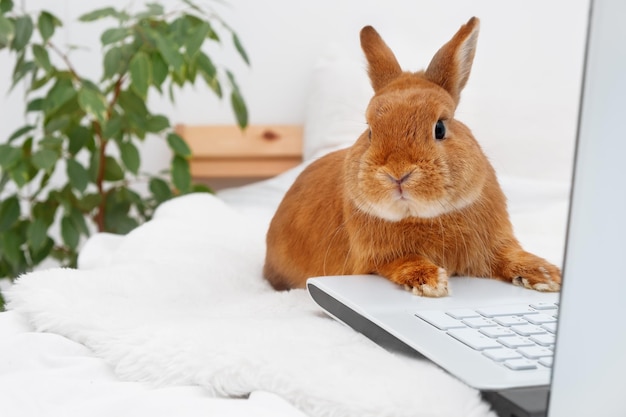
[263,17,561,297]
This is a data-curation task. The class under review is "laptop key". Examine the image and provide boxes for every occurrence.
[476,305,539,317]
[529,302,558,311]
[539,357,554,368]
[480,326,517,338]
[541,323,558,334]
[447,328,502,350]
[446,309,481,319]
[525,314,558,325]
[461,317,497,328]
[518,346,554,359]
[415,311,465,330]
[498,336,535,348]
[511,324,546,336]
[504,358,538,370]
[530,333,556,346]
[483,348,523,361]
[493,316,528,326]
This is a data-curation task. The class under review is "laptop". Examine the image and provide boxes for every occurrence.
[306,0,626,416]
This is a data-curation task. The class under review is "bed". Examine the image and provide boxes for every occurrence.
[0,43,573,417]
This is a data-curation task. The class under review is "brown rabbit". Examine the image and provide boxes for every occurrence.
[264,17,561,297]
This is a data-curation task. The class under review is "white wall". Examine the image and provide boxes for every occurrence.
[1,0,590,183]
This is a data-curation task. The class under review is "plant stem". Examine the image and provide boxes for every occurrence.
[93,75,125,232]
[93,120,106,232]
[48,42,80,80]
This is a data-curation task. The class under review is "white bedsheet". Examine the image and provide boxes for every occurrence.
[0,163,569,417]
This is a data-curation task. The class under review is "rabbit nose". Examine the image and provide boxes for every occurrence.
[388,172,412,185]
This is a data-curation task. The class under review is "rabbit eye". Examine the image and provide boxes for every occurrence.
[434,120,446,140]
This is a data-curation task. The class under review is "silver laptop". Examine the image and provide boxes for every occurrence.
[307,0,626,416]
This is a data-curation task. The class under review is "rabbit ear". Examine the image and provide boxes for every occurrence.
[424,17,480,105]
[361,26,403,93]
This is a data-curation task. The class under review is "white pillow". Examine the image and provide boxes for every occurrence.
[302,43,373,161]
[301,39,578,183]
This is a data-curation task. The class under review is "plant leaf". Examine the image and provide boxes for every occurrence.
[171,155,191,193]
[9,160,31,187]
[152,30,184,72]
[185,21,209,57]
[32,44,53,73]
[0,196,20,232]
[101,27,129,45]
[0,229,25,270]
[232,32,250,65]
[78,7,118,22]
[78,87,107,123]
[29,236,54,265]
[0,0,13,14]
[0,14,14,49]
[149,177,172,202]
[69,206,89,237]
[0,144,22,169]
[129,51,151,98]
[61,216,79,250]
[103,156,124,181]
[119,141,140,174]
[66,158,89,193]
[68,125,91,155]
[103,46,122,79]
[117,89,148,116]
[227,71,248,128]
[31,149,58,172]
[230,89,248,128]
[103,187,138,234]
[166,132,191,158]
[30,72,53,92]
[39,136,64,151]
[77,193,101,212]
[145,115,169,133]
[11,60,36,90]
[44,114,70,134]
[191,183,212,194]
[105,211,138,234]
[196,52,216,79]
[7,124,34,142]
[196,52,221,97]
[102,116,122,139]
[43,78,76,116]
[150,52,168,89]
[37,11,56,41]
[11,15,33,51]
[169,15,189,46]
[26,97,43,112]
[27,218,48,251]
[32,200,58,226]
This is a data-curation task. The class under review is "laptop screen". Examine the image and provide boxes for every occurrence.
[548,0,626,416]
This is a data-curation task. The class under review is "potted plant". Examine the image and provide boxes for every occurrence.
[0,0,249,295]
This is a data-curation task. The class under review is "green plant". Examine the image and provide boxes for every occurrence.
[0,0,249,280]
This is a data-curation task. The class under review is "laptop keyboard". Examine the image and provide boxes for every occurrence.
[415,302,558,371]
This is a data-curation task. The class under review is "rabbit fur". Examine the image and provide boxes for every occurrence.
[264,17,561,297]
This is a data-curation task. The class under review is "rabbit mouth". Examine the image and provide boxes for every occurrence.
[357,188,480,221]
[366,197,453,221]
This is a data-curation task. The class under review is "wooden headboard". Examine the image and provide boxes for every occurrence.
[175,124,303,179]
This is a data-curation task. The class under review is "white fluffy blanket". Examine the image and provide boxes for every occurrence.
[7,190,497,417]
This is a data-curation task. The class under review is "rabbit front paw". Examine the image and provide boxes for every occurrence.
[378,257,450,297]
[511,267,561,292]
[497,251,561,292]
[403,267,450,297]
